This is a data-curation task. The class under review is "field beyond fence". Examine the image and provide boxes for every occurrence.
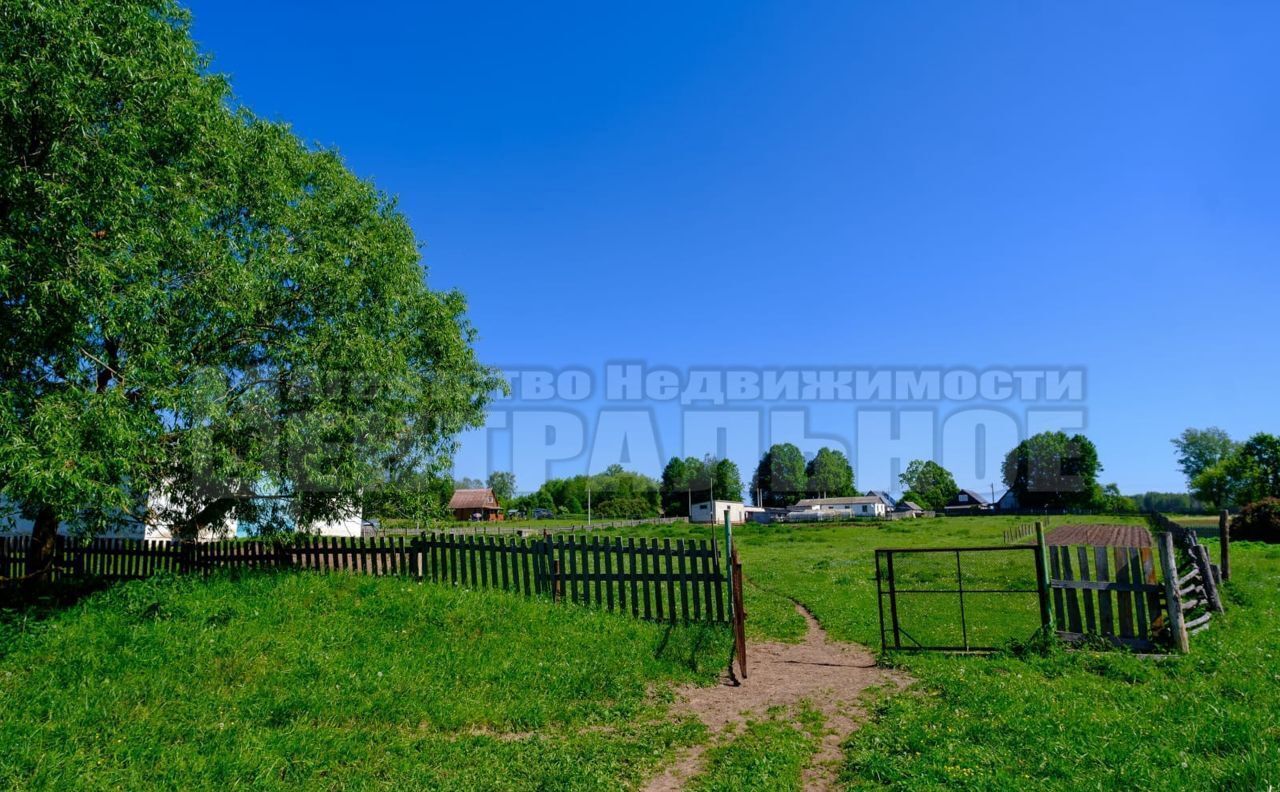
[1,532,730,624]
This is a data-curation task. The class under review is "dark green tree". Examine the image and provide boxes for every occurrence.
[0,0,502,575]
[712,457,745,503]
[1231,433,1280,505]
[1001,432,1102,510]
[805,447,855,498]
[897,460,959,511]
[750,444,808,507]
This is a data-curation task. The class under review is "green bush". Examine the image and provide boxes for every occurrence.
[1234,498,1280,542]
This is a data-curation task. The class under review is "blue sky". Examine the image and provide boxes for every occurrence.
[188,1,1279,496]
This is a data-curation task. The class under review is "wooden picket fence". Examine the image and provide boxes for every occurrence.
[1046,543,1166,651]
[0,533,731,624]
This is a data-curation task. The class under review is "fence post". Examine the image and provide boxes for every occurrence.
[1219,509,1231,580]
[1158,531,1189,653]
[1034,521,1054,632]
[723,507,733,591]
[730,546,747,679]
[1193,544,1224,613]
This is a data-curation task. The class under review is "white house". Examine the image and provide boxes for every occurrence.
[0,492,363,541]
[789,496,887,519]
[689,500,763,524]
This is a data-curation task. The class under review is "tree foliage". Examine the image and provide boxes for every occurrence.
[1189,432,1280,510]
[897,460,959,511]
[1171,427,1237,488]
[658,455,743,515]
[0,0,502,565]
[750,444,807,507]
[1001,432,1102,510]
[513,465,660,519]
[804,447,855,498]
[486,472,516,503]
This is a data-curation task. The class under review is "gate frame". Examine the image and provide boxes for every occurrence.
[875,543,1049,653]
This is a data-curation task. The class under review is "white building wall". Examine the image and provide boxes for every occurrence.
[690,500,757,524]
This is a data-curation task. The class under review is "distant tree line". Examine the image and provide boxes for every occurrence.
[507,465,661,519]
[372,425,1279,525]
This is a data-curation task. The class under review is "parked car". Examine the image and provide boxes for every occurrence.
[533,508,554,520]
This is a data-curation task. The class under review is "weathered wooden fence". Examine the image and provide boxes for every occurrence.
[877,517,1227,654]
[1046,542,1166,651]
[0,533,730,624]
[1148,513,1225,648]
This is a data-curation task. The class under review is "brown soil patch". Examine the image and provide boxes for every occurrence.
[643,602,909,791]
[1045,523,1153,548]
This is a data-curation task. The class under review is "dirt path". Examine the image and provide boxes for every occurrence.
[643,601,909,792]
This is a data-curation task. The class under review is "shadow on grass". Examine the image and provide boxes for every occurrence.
[0,576,120,658]
[652,620,732,675]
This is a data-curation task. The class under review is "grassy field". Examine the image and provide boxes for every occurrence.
[0,573,729,791]
[4,514,1277,790]
[721,516,1280,790]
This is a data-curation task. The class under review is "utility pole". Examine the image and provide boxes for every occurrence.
[587,485,592,526]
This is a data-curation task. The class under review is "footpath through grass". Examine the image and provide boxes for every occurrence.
[0,571,730,791]
[712,516,1280,790]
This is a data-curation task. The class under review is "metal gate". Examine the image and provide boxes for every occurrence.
[875,544,1049,652]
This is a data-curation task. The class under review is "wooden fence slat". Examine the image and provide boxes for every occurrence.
[1060,547,1082,633]
[664,539,677,624]
[1076,546,1096,634]
[1114,547,1135,638]
[1049,546,1066,628]
[1094,547,1114,636]
[677,539,689,622]
[1129,548,1150,639]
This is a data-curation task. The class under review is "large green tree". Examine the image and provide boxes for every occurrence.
[1189,432,1280,510]
[750,443,807,507]
[0,0,502,575]
[805,447,855,498]
[1228,433,1280,506]
[1171,427,1237,488]
[1001,432,1102,510]
[897,459,959,511]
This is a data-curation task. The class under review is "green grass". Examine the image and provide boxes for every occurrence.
[708,515,1280,790]
[0,571,730,791]
[6,515,1278,789]
[689,703,825,792]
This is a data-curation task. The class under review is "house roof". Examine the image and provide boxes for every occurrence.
[867,490,897,507]
[953,488,989,504]
[448,488,498,510]
[793,496,881,507]
[896,501,925,512]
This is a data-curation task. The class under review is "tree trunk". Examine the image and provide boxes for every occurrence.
[26,504,59,581]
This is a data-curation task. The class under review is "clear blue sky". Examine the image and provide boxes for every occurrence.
[188,1,1278,495]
